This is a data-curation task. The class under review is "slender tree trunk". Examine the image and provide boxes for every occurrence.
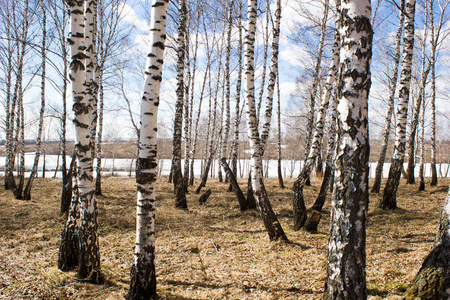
[23,0,47,201]
[183,19,193,190]
[220,0,234,184]
[313,92,337,211]
[430,0,438,186]
[256,0,270,126]
[244,0,287,242]
[419,3,429,191]
[371,0,405,193]
[127,2,169,298]
[405,64,430,184]
[293,28,338,230]
[276,64,284,188]
[173,0,187,209]
[230,0,244,192]
[260,0,282,153]
[302,0,329,186]
[12,0,30,200]
[324,0,372,297]
[95,69,104,195]
[3,1,14,190]
[381,0,416,210]
[15,71,26,200]
[61,153,76,215]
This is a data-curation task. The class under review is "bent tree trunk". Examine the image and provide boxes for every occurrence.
[126,1,169,299]
[221,158,247,211]
[404,188,450,299]
[293,28,338,231]
[324,0,372,297]
[381,0,416,210]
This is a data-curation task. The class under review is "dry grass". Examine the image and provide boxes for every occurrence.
[0,176,448,299]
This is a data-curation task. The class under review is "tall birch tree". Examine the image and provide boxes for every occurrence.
[293,28,338,230]
[172,0,187,209]
[243,0,287,241]
[381,0,416,210]
[371,0,405,193]
[23,0,47,201]
[324,0,372,297]
[126,1,169,298]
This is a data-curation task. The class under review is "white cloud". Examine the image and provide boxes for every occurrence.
[279,44,309,67]
[279,81,298,96]
[119,2,150,32]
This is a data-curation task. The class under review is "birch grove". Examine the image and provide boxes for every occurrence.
[1,0,450,298]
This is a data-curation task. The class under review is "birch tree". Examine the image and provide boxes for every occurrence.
[243,0,287,241]
[302,0,330,187]
[324,0,372,297]
[59,0,102,283]
[126,1,169,298]
[293,28,338,230]
[172,0,187,209]
[381,0,416,210]
[371,0,405,193]
[23,0,47,201]
[429,0,450,186]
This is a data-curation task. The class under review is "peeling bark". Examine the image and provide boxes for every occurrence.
[324,0,372,297]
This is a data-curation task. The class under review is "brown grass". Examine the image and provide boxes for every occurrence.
[0,176,448,299]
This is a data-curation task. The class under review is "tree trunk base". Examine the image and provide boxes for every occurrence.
[199,189,212,205]
[404,239,450,299]
[304,210,321,232]
[58,224,79,271]
[431,163,438,186]
[293,181,307,231]
[126,264,157,300]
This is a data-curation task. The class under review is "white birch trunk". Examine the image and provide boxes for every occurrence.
[324,0,372,297]
[23,0,47,200]
[371,0,405,193]
[381,0,416,209]
[293,31,339,230]
[127,1,169,298]
[66,0,102,283]
[172,0,187,208]
[244,0,287,241]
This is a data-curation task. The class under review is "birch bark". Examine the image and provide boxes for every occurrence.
[173,0,187,209]
[381,0,416,209]
[371,0,405,193]
[127,1,169,298]
[405,188,450,299]
[293,30,339,230]
[23,0,47,201]
[324,0,372,297]
[244,0,287,241]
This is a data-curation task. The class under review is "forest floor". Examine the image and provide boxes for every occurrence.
[0,176,449,299]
